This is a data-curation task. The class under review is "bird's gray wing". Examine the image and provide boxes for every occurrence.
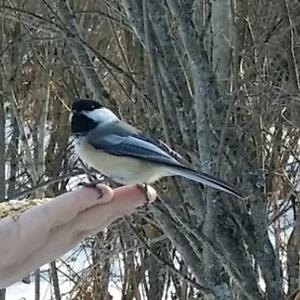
[86,120,181,167]
[86,121,245,198]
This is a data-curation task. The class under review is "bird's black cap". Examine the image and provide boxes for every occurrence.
[72,100,102,112]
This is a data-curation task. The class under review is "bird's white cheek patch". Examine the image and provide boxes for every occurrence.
[83,108,118,124]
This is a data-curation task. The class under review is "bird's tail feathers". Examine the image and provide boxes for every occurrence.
[169,165,244,199]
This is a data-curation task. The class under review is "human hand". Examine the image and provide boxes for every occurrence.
[0,184,156,288]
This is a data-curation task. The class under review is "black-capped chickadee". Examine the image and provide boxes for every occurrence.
[70,100,244,199]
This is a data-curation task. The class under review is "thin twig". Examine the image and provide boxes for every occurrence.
[5,170,85,201]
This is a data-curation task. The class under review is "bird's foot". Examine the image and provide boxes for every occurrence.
[136,184,151,204]
[78,181,103,199]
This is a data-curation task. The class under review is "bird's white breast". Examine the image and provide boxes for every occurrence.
[74,136,169,184]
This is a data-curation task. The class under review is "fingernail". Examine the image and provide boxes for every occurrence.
[145,186,157,203]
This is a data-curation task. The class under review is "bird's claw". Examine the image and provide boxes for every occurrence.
[136,184,151,204]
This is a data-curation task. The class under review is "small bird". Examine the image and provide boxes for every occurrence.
[70,100,244,199]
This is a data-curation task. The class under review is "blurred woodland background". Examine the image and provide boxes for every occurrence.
[0,0,299,299]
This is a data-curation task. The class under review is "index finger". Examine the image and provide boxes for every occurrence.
[36,184,114,228]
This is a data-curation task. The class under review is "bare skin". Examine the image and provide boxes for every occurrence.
[0,184,156,288]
